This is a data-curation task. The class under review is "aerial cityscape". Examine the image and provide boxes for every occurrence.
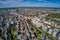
[0,7,60,40]
[0,0,60,40]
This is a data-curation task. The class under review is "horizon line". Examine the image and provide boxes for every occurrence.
[0,7,60,9]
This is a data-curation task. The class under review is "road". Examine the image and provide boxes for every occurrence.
[16,15,38,40]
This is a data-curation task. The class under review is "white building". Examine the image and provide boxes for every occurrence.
[32,17,43,27]
[48,28,53,34]
[52,28,59,37]
[42,25,48,32]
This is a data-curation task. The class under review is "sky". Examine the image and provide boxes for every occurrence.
[0,0,60,8]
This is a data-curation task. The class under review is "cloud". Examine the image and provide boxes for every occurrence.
[0,0,60,8]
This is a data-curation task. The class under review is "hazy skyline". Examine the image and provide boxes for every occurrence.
[0,0,60,8]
